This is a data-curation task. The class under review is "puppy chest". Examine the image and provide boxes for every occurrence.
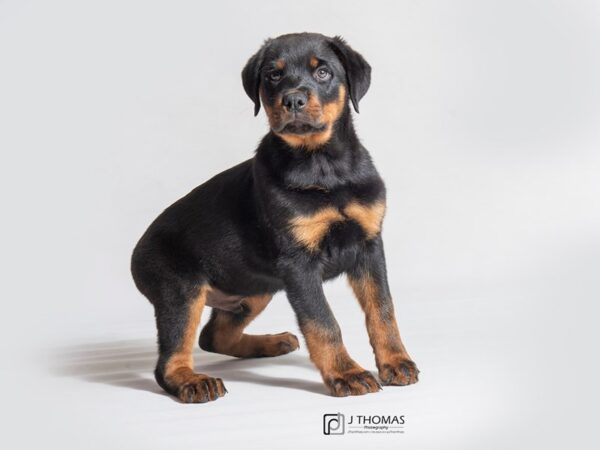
[287,200,386,252]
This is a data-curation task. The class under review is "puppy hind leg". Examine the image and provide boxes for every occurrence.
[154,285,227,403]
[199,294,299,358]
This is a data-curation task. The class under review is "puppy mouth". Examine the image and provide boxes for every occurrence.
[280,122,327,134]
[275,115,327,135]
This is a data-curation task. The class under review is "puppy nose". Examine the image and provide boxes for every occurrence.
[282,91,307,112]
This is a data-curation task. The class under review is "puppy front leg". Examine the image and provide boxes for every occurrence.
[348,237,420,386]
[283,266,381,396]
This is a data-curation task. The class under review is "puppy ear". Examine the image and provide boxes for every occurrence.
[241,40,270,116]
[329,36,371,113]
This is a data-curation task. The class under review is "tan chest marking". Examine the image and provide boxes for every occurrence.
[289,207,345,251]
[288,200,386,251]
[343,200,386,239]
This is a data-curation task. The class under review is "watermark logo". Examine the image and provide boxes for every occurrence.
[323,413,345,435]
[323,413,405,435]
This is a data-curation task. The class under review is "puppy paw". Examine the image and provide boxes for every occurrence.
[268,331,300,356]
[324,369,382,397]
[379,358,420,386]
[249,331,300,357]
[177,374,227,403]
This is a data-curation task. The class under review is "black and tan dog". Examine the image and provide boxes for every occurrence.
[131,32,419,403]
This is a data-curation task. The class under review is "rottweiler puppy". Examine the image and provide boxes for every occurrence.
[131,32,419,403]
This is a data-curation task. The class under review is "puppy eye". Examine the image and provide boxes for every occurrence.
[268,71,282,82]
[315,67,331,81]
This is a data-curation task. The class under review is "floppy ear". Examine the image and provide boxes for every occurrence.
[329,36,371,113]
[241,40,270,116]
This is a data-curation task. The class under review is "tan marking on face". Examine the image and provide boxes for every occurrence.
[164,286,208,385]
[275,58,285,69]
[310,56,319,68]
[275,85,347,150]
[343,199,386,239]
[288,207,344,251]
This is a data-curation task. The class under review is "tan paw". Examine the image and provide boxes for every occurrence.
[324,369,382,397]
[177,373,227,403]
[379,358,420,386]
[246,331,300,357]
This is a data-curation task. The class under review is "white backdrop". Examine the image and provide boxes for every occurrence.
[1,1,599,449]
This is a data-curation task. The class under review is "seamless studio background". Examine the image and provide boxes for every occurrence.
[1,1,599,449]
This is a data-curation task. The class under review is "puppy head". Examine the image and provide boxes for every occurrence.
[242,32,371,149]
